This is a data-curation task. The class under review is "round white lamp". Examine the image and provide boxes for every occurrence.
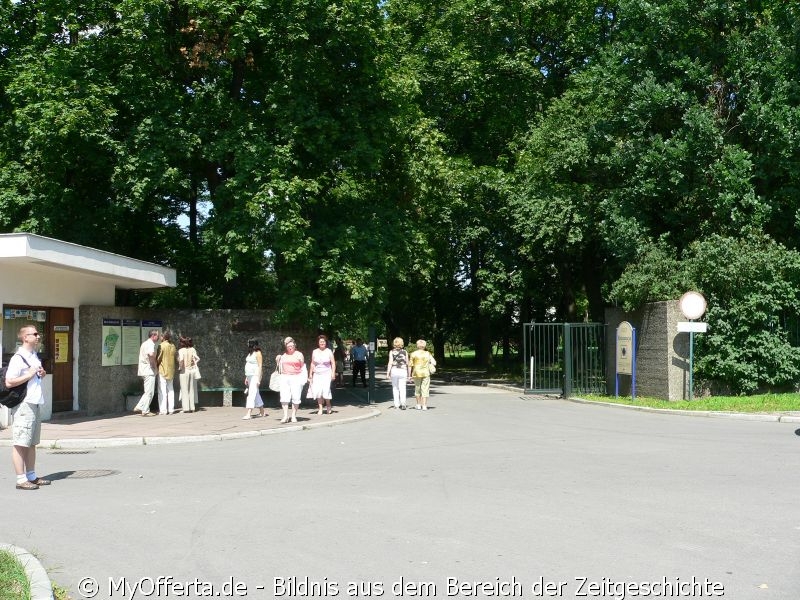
[679,291,707,320]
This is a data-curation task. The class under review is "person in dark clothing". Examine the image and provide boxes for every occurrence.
[350,338,368,387]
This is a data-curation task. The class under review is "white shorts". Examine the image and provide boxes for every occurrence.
[280,372,306,405]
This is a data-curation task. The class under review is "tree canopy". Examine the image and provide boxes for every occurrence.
[2,0,800,389]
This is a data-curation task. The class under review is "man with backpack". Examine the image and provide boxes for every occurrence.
[6,324,48,490]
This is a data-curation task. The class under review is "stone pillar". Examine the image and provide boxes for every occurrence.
[606,300,691,400]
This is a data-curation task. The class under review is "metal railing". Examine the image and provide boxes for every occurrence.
[524,322,606,397]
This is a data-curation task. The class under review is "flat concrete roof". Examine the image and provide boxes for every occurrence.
[0,233,176,290]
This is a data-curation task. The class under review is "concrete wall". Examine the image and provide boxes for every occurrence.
[78,306,314,415]
[606,301,690,400]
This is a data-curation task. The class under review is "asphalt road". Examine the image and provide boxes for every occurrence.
[4,384,799,599]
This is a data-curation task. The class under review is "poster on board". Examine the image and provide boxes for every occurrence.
[102,319,122,366]
[140,320,163,343]
[121,319,142,366]
[54,325,70,363]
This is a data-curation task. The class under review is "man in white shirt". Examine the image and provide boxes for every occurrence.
[134,330,159,416]
[6,324,48,490]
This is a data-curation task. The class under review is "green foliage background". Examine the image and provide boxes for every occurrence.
[2,0,800,391]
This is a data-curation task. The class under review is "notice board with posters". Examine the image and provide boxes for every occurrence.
[121,319,143,366]
[102,318,122,366]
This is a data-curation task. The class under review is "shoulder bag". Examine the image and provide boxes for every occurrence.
[269,358,282,392]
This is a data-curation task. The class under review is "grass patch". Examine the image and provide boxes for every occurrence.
[0,549,30,600]
[579,393,800,413]
[0,550,70,600]
[53,583,71,600]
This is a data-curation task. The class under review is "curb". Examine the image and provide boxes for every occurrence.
[561,395,800,423]
[0,543,54,600]
[460,380,800,424]
[0,408,382,449]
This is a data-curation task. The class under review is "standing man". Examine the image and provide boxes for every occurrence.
[350,338,368,388]
[134,329,159,416]
[6,324,49,490]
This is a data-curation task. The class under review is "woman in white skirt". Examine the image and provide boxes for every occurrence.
[277,337,306,423]
[242,338,266,419]
[310,334,336,415]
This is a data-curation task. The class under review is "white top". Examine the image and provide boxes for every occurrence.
[138,338,155,376]
[8,349,43,405]
[245,351,262,378]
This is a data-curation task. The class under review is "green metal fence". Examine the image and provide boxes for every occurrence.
[523,322,606,397]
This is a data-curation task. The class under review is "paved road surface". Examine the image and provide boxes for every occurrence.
[4,384,799,599]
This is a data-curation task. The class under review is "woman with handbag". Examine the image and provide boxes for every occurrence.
[409,339,436,410]
[177,336,200,413]
[276,337,306,423]
[242,338,266,420]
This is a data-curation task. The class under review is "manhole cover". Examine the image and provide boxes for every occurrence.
[48,450,94,455]
[47,469,120,480]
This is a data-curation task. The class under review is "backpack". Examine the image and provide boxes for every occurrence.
[0,354,31,409]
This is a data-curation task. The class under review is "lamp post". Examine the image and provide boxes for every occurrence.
[678,291,708,401]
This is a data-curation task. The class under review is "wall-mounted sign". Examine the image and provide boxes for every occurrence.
[141,320,163,343]
[102,318,122,366]
[121,319,142,366]
[3,308,46,322]
[54,331,69,363]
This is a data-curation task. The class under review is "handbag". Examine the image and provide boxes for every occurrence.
[193,366,202,380]
[428,354,437,375]
[268,358,282,392]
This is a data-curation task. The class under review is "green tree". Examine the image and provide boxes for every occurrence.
[384,0,614,364]
[611,233,800,394]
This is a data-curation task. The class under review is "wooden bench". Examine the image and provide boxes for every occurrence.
[124,384,273,411]
[199,386,272,407]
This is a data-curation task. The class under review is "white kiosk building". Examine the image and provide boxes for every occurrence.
[0,233,175,420]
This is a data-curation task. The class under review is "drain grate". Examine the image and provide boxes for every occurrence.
[48,450,94,455]
[46,469,120,480]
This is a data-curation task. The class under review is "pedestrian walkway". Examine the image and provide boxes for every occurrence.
[4,373,789,450]
[0,385,386,448]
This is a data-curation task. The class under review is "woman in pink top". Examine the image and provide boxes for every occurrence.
[310,334,336,415]
[276,337,306,423]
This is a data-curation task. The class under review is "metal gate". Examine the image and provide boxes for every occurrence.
[523,322,606,397]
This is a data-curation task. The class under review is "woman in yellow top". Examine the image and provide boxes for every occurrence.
[409,339,436,410]
[157,331,178,414]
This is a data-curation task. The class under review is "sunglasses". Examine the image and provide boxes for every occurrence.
[27,332,40,337]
